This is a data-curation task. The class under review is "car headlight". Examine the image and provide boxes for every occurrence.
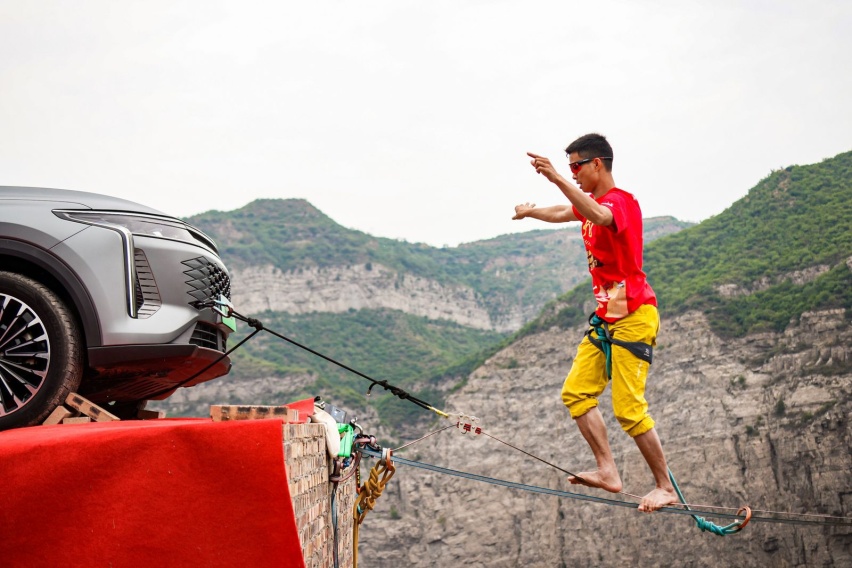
[53,210,217,252]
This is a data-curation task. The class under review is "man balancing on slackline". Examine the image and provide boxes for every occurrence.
[512,132,678,513]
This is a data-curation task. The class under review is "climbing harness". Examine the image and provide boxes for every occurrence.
[586,313,653,379]
[353,448,396,568]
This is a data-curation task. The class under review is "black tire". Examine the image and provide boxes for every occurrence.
[0,272,84,430]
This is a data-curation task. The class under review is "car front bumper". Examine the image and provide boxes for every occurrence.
[82,344,232,403]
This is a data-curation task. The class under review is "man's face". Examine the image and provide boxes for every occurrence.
[568,152,596,194]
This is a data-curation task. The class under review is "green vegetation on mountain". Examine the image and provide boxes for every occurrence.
[523,151,852,338]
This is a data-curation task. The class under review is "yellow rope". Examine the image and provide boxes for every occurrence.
[352,455,396,568]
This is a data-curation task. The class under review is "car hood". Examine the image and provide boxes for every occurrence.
[0,186,170,217]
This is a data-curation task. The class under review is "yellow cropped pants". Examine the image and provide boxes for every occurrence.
[561,304,659,438]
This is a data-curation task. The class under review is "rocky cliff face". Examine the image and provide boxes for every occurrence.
[356,308,851,567]
[230,263,516,331]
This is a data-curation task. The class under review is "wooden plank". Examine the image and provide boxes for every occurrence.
[65,393,120,422]
[61,416,92,424]
[210,405,297,423]
[42,406,73,425]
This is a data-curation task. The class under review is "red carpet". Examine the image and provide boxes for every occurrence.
[0,419,305,568]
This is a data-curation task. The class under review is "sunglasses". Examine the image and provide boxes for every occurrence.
[567,156,613,174]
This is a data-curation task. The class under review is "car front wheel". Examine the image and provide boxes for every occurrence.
[0,272,83,430]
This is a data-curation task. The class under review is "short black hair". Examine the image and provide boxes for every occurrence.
[565,133,614,172]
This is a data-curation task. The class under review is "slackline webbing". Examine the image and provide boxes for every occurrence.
[361,447,849,528]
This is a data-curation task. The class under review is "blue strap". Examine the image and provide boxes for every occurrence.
[668,469,748,536]
[589,315,614,379]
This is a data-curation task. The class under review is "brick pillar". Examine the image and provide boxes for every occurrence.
[283,423,357,568]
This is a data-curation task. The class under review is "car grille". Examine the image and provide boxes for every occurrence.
[188,322,225,351]
[134,249,162,318]
[182,256,231,305]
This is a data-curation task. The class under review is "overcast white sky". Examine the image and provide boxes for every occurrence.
[2,1,850,246]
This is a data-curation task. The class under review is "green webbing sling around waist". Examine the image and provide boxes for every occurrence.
[585,313,653,379]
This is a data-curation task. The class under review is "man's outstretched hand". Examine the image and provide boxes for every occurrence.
[513,202,536,220]
[528,152,560,183]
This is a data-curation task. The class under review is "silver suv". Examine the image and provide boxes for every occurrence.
[0,186,234,429]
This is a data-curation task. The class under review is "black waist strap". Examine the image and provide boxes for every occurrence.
[585,313,653,379]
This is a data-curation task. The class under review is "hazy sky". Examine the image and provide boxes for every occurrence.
[2,1,850,246]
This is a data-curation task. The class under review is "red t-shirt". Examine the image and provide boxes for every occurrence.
[572,188,657,322]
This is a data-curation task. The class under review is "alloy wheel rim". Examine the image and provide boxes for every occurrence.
[0,293,51,417]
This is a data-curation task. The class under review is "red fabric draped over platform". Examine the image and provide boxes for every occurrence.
[0,418,305,568]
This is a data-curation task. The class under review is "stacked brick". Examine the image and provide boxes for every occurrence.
[283,423,357,568]
[209,406,358,567]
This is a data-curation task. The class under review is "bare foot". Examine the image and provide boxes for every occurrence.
[568,469,623,493]
[638,486,679,513]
